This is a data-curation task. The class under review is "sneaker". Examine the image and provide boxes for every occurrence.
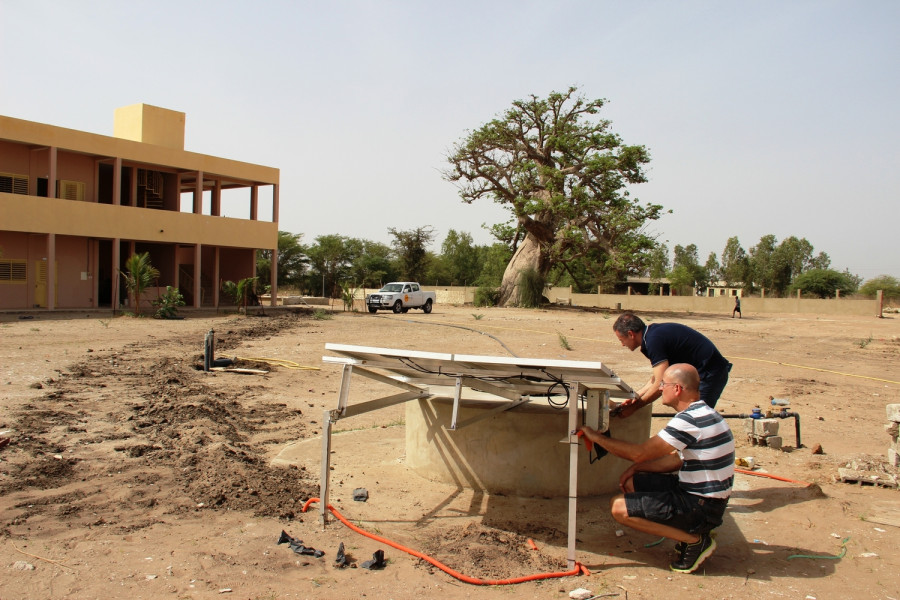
[673,530,715,556]
[670,533,716,573]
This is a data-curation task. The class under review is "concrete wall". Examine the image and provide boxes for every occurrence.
[406,397,652,497]
[355,284,879,317]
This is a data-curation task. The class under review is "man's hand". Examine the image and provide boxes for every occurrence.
[615,397,644,419]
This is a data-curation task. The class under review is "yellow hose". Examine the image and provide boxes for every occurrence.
[234,356,320,370]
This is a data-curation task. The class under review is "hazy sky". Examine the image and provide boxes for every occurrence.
[2,1,897,280]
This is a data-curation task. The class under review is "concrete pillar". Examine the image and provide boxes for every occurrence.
[272,183,279,222]
[111,238,121,311]
[270,246,278,307]
[113,157,122,206]
[193,171,203,214]
[250,185,258,220]
[193,244,202,308]
[876,290,884,317]
[212,247,220,308]
[46,234,55,310]
[48,147,57,198]
[212,179,221,216]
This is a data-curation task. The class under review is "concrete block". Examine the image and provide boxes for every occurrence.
[889,448,900,468]
[743,418,779,437]
[887,404,900,423]
[765,436,783,450]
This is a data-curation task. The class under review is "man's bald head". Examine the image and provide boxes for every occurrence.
[665,363,700,393]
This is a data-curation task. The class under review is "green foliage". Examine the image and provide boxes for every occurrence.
[670,244,708,293]
[222,276,259,311]
[153,286,185,319]
[474,285,500,307]
[557,332,572,351]
[720,236,750,287]
[859,275,900,301]
[472,313,484,320]
[516,267,545,308]
[476,243,512,287]
[388,226,435,282]
[857,334,873,349]
[312,308,332,320]
[444,86,664,304]
[749,235,832,296]
[789,268,858,298]
[256,231,307,289]
[340,282,358,312]
[440,229,481,285]
[120,252,160,316]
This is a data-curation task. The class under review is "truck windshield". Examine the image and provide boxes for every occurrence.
[380,284,403,292]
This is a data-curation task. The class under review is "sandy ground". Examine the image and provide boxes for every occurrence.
[1,304,899,600]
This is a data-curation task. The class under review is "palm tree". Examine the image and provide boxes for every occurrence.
[222,276,259,313]
[120,252,159,316]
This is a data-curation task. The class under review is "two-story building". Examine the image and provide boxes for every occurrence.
[0,104,279,311]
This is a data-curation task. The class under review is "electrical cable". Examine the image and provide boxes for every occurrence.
[301,498,588,585]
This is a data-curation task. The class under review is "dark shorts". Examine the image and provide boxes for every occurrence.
[699,363,731,408]
[624,473,728,534]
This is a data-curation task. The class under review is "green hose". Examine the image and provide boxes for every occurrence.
[787,536,849,560]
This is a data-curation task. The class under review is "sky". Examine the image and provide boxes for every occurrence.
[2,0,898,281]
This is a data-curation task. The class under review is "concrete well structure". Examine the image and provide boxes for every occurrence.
[406,396,651,497]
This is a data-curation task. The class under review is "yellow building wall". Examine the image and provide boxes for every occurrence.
[0,194,276,249]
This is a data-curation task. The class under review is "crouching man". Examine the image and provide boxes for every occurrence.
[577,363,734,573]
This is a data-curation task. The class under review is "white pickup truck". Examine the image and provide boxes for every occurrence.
[366,282,435,314]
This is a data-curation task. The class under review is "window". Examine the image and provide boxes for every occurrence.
[0,259,27,284]
[0,172,28,195]
[57,180,85,201]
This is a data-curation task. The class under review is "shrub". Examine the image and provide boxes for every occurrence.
[153,286,185,319]
[516,268,545,308]
[474,285,500,307]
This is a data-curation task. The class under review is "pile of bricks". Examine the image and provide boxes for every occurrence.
[744,417,782,450]
[887,404,900,467]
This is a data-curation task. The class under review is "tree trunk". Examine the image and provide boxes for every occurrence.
[498,232,551,306]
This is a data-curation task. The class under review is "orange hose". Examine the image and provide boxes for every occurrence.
[301,498,587,585]
[735,467,810,486]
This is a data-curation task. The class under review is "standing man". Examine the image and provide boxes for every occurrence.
[732,295,742,319]
[577,363,734,573]
[613,312,731,418]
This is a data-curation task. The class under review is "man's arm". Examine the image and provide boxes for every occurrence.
[618,451,684,492]
[617,360,669,418]
[576,425,674,465]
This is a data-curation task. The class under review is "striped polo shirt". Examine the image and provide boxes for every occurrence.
[657,401,735,499]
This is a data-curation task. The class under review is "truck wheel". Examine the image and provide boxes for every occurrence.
[392,301,403,314]
[423,299,433,314]
[401,308,410,313]
[368,307,377,314]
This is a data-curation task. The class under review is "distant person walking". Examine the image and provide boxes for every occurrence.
[732,296,741,319]
[612,312,732,418]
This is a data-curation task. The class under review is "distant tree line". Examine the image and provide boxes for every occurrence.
[256,228,895,302]
[644,235,867,298]
[256,227,512,299]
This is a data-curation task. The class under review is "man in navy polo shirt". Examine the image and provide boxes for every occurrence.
[612,312,731,418]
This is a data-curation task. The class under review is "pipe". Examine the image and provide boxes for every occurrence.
[301,498,588,585]
[203,329,215,371]
[652,410,802,448]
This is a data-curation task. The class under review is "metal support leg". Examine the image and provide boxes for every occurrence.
[566,381,580,569]
[320,410,333,526]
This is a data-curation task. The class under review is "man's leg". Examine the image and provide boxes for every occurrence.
[610,494,699,544]
[699,364,731,408]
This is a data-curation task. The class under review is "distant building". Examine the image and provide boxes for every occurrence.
[0,104,279,310]
[706,281,744,297]
[614,276,672,296]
